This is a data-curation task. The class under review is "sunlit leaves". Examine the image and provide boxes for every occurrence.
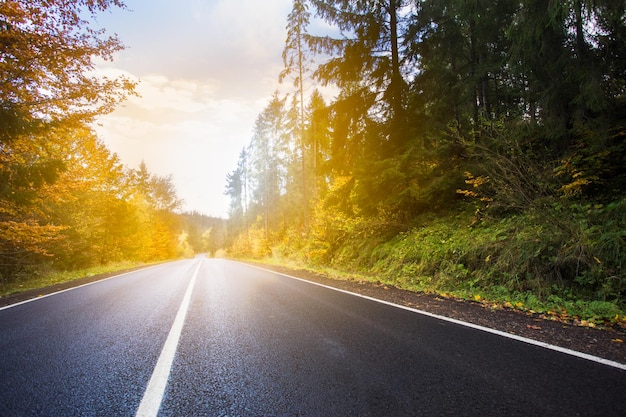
[129,162,181,212]
[0,0,135,128]
[0,1,214,285]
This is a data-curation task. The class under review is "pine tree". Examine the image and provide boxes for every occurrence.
[281,0,315,232]
[309,0,411,152]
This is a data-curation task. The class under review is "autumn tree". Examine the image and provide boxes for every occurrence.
[39,127,129,268]
[0,0,134,138]
[128,162,182,261]
[0,0,135,280]
[129,162,181,212]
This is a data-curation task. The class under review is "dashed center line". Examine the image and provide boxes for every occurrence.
[135,259,202,417]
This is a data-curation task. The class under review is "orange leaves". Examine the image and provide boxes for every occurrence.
[0,220,67,255]
[0,0,135,126]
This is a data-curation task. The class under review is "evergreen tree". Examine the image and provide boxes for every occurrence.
[248,93,289,237]
[306,89,332,199]
[309,0,411,152]
[281,0,315,230]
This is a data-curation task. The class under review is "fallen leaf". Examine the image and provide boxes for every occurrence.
[611,338,624,343]
[526,325,541,330]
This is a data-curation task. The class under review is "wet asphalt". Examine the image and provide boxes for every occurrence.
[1,258,625,416]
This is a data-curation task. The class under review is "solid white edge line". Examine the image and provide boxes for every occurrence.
[135,259,202,417]
[240,261,626,372]
[0,263,168,312]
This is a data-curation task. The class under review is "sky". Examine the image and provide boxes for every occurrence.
[91,0,295,218]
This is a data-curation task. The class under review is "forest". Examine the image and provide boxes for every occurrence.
[1,0,625,322]
[224,0,626,322]
[0,1,224,295]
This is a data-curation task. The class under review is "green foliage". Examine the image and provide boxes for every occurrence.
[556,98,626,198]
[306,200,626,323]
[222,0,626,324]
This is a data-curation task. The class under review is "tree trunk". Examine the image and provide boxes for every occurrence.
[388,0,405,150]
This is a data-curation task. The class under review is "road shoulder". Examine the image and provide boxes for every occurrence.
[2,258,624,366]
[245,261,626,366]
[0,265,153,309]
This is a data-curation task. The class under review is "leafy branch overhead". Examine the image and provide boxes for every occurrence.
[0,0,136,131]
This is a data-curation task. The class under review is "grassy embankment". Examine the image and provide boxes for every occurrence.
[248,199,626,326]
[0,261,153,299]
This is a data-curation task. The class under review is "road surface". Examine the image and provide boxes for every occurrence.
[1,257,624,416]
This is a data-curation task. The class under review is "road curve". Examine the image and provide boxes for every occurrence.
[1,257,624,416]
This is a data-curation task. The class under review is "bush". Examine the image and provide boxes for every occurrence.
[303,200,625,323]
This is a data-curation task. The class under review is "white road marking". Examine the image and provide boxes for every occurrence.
[135,259,202,417]
[0,264,163,311]
[243,262,626,372]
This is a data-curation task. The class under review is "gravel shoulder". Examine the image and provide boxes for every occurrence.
[246,262,626,367]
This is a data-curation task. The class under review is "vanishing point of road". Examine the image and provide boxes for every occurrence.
[1,257,625,416]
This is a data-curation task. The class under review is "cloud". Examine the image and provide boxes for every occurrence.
[130,75,218,113]
[116,0,289,95]
[93,68,269,217]
[90,0,297,216]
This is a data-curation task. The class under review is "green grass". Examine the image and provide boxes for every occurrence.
[252,199,626,326]
[367,208,625,325]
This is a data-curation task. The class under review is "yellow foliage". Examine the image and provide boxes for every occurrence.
[457,172,493,202]
[229,226,271,259]
[0,220,67,255]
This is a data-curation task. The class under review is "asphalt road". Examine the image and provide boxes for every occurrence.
[1,258,625,416]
